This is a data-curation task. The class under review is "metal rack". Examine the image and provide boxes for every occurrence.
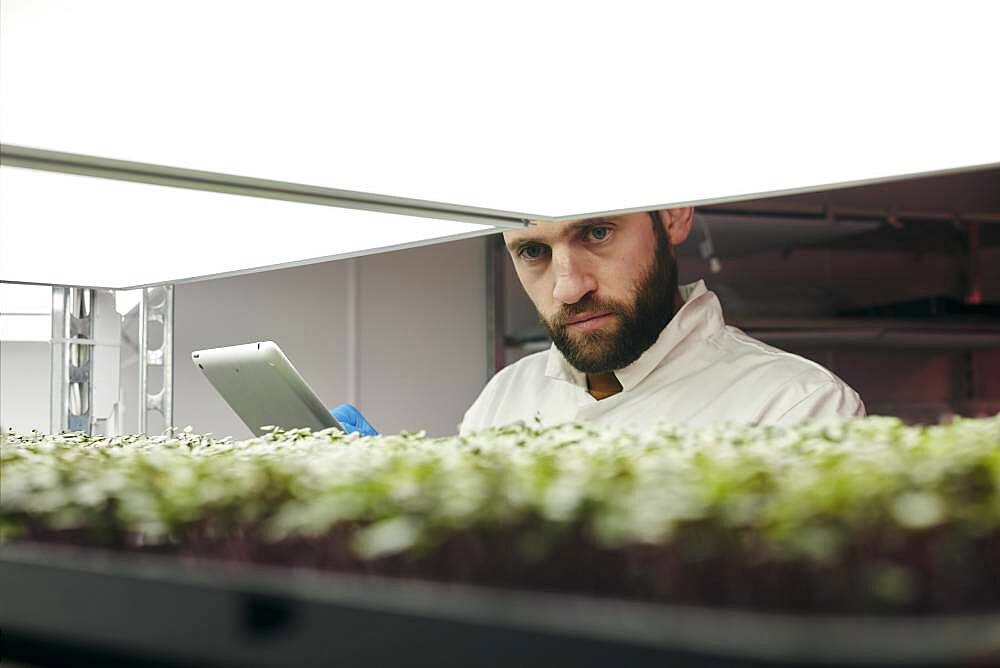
[48,285,174,436]
[138,285,174,434]
[502,318,1000,352]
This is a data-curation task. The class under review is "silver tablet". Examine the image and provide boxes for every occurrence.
[192,341,343,436]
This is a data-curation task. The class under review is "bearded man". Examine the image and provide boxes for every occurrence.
[457,208,864,435]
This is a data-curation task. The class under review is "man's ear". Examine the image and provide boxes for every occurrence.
[661,207,694,246]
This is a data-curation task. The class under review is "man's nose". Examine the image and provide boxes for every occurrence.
[551,251,597,305]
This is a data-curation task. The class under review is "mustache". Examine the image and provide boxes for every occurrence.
[550,296,629,328]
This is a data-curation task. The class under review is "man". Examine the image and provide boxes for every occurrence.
[458,208,864,435]
[333,208,864,436]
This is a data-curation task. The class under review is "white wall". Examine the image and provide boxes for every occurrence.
[172,237,490,439]
[354,238,491,435]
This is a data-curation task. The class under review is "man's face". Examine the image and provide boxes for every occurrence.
[504,212,679,374]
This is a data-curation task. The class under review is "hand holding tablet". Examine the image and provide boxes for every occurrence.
[192,341,358,437]
[330,404,379,436]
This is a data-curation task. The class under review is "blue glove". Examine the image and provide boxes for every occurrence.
[330,403,379,437]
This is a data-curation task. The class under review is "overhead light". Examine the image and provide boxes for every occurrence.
[0,167,498,289]
[2,2,997,218]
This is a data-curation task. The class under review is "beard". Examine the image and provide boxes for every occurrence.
[540,223,679,374]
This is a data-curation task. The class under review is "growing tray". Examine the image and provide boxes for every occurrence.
[1,541,998,667]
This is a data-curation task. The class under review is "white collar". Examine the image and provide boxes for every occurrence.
[544,280,725,391]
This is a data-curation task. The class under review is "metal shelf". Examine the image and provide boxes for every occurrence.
[729,318,1000,351]
[506,319,1000,352]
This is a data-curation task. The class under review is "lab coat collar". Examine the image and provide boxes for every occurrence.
[544,280,725,391]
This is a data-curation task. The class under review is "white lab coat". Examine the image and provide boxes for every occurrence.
[460,280,865,435]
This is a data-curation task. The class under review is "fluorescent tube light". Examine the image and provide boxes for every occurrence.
[0,167,494,289]
[2,2,998,218]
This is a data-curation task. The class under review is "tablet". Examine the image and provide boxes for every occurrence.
[192,341,343,436]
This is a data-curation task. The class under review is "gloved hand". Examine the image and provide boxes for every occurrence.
[330,403,379,437]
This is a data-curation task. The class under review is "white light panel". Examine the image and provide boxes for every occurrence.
[0,167,493,289]
[2,1,998,219]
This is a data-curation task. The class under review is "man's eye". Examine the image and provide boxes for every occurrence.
[519,245,547,260]
[589,226,612,241]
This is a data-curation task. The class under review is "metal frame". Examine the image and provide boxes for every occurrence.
[50,287,94,433]
[1,144,533,230]
[138,285,173,435]
[7,146,996,229]
[49,285,174,436]
[484,235,508,380]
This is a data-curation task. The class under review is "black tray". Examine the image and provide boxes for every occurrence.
[1,541,998,667]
